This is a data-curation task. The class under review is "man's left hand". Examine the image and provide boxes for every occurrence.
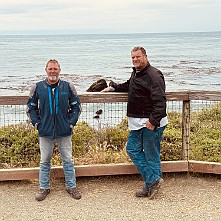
[146,120,155,130]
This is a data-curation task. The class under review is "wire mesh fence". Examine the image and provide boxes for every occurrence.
[0,105,28,127]
[0,102,128,129]
[0,101,184,128]
[189,100,221,162]
[80,102,127,129]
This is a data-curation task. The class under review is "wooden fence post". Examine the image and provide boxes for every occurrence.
[182,100,190,160]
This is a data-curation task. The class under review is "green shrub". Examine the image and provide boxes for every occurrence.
[0,103,220,168]
[0,125,39,168]
[190,102,221,162]
[72,121,95,157]
[160,112,182,161]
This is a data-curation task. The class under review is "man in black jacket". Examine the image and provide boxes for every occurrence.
[102,46,168,199]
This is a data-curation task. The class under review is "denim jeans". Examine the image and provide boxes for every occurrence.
[126,126,165,189]
[39,136,76,189]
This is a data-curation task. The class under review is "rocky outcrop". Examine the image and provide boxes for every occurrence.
[86,79,108,92]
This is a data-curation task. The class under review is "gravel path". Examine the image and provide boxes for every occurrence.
[0,173,221,221]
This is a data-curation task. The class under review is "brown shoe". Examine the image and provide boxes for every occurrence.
[35,189,50,201]
[135,186,149,197]
[66,187,81,200]
[148,178,164,200]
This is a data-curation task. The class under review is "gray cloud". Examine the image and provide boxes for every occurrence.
[0,0,220,34]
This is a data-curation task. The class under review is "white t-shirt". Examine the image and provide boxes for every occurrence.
[128,116,168,131]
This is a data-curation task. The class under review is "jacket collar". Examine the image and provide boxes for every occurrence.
[45,79,61,88]
[132,62,150,76]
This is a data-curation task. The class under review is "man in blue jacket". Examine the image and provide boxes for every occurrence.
[27,59,81,201]
[102,46,168,199]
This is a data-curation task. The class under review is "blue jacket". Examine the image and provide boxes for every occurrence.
[27,79,81,138]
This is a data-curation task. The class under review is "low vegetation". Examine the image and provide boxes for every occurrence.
[0,103,220,169]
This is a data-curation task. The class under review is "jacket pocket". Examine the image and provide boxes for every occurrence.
[57,117,72,136]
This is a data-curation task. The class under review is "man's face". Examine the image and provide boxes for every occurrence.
[131,50,148,70]
[45,62,60,84]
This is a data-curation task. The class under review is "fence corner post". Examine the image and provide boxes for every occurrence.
[182,99,190,160]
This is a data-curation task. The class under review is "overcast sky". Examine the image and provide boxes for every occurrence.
[0,0,221,34]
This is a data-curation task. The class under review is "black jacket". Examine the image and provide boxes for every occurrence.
[112,63,167,127]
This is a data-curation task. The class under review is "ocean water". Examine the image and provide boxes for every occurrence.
[0,32,221,95]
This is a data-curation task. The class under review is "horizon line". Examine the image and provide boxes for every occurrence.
[0,30,220,36]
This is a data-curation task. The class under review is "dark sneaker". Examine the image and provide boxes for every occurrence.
[66,187,81,200]
[135,186,149,197]
[148,178,164,200]
[35,189,50,201]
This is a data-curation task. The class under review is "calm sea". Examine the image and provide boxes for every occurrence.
[0,32,221,95]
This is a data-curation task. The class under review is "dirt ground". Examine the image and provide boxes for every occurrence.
[0,173,221,221]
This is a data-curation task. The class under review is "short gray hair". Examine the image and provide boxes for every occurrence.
[46,59,60,69]
[131,46,147,56]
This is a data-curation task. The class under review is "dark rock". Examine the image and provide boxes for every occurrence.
[86,79,108,92]
[96,109,103,115]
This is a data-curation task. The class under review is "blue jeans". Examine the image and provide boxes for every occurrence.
[39,136,76,189]
[126,126,165,189]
